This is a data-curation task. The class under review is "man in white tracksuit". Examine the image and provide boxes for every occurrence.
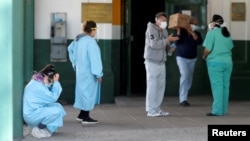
[143,12,179,117]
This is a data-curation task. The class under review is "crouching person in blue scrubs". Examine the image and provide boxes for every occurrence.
[23,64,66,138]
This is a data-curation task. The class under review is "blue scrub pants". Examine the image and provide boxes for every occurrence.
[24,103,66,133]
[176,56,197,103]
[145,61,166,114]
[207,62,233,115]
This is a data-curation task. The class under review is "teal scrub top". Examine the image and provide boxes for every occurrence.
[203,27,234,63]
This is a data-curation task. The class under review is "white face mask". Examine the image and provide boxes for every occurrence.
[190,24,197,31]
[208,23,214,30]
[160,21,167,29]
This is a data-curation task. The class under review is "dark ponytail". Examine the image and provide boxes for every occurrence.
[211,14,230,37]
[221,26,230,37]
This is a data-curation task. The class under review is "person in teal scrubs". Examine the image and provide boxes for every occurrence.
[202,14,234,116]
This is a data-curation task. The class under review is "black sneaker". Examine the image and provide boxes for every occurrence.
[180,101,191,107]
[81,117,99,124]
[206,113,219,116]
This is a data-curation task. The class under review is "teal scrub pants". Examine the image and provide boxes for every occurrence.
[207,62,233,115]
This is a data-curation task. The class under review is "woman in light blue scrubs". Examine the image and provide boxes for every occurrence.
[23,64,66,138]
[202,14,234,116]
[68,21,103,124]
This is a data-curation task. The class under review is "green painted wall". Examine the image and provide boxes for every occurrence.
[34,39,117,104]
[13,0,24,139]
[230,40,250,100]
[0,1,13,140]
[96,39,115,103]
[111,40,121,96]
[23,0,34,85]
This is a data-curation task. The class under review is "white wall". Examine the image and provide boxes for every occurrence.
[36,0,249,40]
[35,0,112,39]
[208,0,249,40]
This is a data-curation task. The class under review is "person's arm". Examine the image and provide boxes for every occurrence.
[88,38,103,81]
[30,77,62,104]
[168,33,179,42]
[202,31,214,60]
[194,31,203,45]
[67,41,76,70]
[168,27,180,42]
[174,27,185,45]
[191,32,198,40]
[176,27,181,36]
[202,48,210,60]
[48,73,63,101]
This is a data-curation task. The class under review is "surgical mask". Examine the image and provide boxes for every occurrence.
[208,23,214,30]
[160,21,167,29]
[190,24,197,31]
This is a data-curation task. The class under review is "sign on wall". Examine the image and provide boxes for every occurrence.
[81,3,112,23]
[231,2,246,21]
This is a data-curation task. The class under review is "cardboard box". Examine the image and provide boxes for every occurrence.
[168,13,191,32]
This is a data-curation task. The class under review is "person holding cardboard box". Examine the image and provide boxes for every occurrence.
[143,12,179,117]
[168,13,193,34]
[175,17,203,107]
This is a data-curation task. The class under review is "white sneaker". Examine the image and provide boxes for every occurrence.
[76,117,83,122]
[31,127,42,138]
[31,127,51,138]
[147,112,161,117]
[159,110,169,116]
[41,128,52,137]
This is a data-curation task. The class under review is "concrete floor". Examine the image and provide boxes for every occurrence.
[20,95,250,141]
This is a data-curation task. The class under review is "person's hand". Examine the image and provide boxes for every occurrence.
[203,48,210,60]
[191,32,198,40]
[208,22,215,29]
[176,27,181,35]
[53,73,60,82]
[186,25,193,34]
[168,33,179,42]
[44,75,49,84]
[97,77,102,83]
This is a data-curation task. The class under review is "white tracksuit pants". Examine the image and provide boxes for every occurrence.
[145,61,166,114]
